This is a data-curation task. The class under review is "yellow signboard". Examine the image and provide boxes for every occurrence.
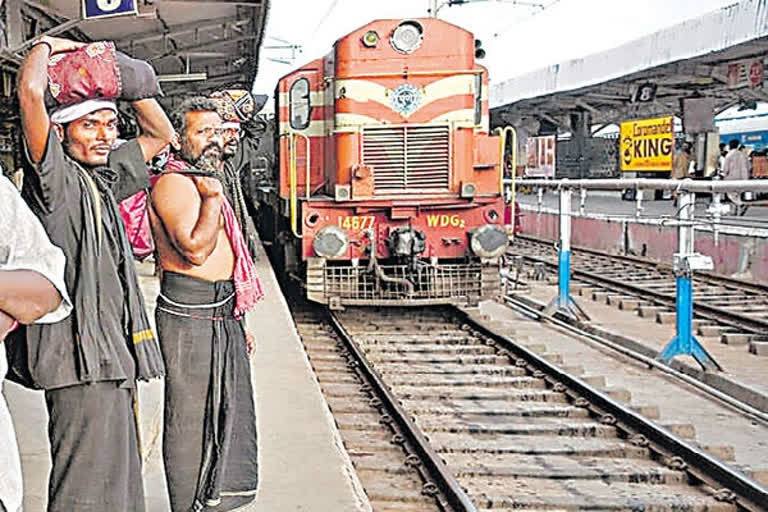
[620,116,674,172]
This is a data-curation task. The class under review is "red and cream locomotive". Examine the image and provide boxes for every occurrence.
[256,18,509,307]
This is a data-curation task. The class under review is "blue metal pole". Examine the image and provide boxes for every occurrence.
[677,275,693,353]
[657,191,720,371]
[558,249,571,309]
[557,187,571,309]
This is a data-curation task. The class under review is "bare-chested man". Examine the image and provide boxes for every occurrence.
[149,97,261,512]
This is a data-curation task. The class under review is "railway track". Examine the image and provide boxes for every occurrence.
[293,301,466,511]
[508,235,768,355]
[293,301,768,511]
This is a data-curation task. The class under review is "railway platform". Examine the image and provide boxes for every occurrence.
[4,237,371,512]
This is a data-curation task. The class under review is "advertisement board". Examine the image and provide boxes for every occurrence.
[620,116,674,172]
[524,135,556,178]
[726,58,764,89]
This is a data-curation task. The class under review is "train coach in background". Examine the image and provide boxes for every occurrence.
[256,18,509,307]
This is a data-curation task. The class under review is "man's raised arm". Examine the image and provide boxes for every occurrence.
[133,99,174,162]
[17,36,85,164]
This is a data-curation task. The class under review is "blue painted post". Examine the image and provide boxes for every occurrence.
[558,249,571,309]
[544,186,588,320]
[557,188,572,310]
[657,190,720,371]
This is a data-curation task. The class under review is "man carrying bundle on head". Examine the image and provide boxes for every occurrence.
[149,96,263,511]
[14,35,172,511]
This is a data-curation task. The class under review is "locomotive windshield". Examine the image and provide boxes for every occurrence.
[290,78,311,130]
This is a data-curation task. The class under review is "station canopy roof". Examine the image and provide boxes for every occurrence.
[2,0,269,98]
[490,0,768,131]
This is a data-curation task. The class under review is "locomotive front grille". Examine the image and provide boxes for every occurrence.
[362,125,451,193]
[305,259,503,307]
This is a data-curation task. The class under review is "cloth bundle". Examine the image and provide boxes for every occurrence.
[210,89,259,123]
[45,41,161,112]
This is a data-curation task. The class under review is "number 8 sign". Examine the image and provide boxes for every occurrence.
[82,0,137,19]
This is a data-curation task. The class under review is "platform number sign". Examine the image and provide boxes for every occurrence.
[633,83,657,103]
[82,0,137,20]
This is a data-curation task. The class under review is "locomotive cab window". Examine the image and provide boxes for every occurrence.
[474,73,482,127]
[290,78,311,130]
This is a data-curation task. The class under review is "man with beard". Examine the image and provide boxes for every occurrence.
[16,36,170,511]
[149,97,262,511]
[211,90,262,258]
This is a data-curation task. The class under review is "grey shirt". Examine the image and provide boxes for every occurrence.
[15,129,148,389]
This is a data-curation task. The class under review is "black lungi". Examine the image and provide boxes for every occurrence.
[156,272,258,512]
[45,381,144,512]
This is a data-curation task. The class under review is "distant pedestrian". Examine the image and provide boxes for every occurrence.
[718,142,727,172]
[671,141,693,205]
[671,141,693,180]
[722,138,750,215]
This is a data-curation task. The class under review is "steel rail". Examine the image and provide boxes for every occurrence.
[455,308,768,511]
[517,234,768,296]
[324,308,478,512]
[516,249,768,335]
[503,293,768,424]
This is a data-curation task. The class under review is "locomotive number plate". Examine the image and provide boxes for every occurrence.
[338,215,375,230]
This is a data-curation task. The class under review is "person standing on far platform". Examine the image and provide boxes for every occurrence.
[671,141,693,205]
[14,35,171,511]
[671,141,693,180]
[0,175,71,512]
[149,97,263,512]
[722,138,750,216]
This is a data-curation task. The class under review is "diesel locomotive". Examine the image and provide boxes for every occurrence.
[255,18,510,307]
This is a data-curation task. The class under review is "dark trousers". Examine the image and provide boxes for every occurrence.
[45,381,144,512]
[157,272,258,512]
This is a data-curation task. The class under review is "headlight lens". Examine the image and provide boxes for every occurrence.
[391,21,423,54]
[313,226,348,259]
[362,30,379,47]
[470,224,508,259]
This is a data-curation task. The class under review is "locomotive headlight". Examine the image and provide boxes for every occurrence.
[470,224,508,260]
[391,21,423,54]
[362,30,379,47]
[313,226,349,259]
